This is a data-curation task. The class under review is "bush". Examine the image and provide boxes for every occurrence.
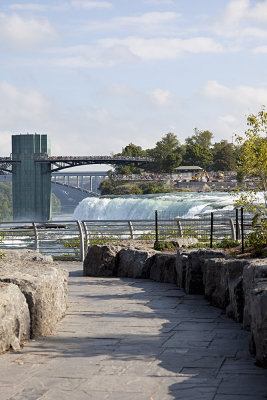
[154,241,175,251]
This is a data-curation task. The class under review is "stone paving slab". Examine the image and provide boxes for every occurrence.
[0,261,266,400]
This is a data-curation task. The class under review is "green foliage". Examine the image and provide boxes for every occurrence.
[214,238,240,249]
[0,182,12,221]
[99,180,169,195]
[61,237,80,257]
[234,107,267,250]
[245,217,267,251]
[212,140,236,171]
[185,129,213,148]
[154,241,175,251]
[148,133,183,173]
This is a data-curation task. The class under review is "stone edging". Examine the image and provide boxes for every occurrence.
[84,244,267,368]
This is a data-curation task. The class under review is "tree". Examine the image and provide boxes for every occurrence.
[183,129,213,169]
[212,140,236,171]
[148,133,183,173]
[185,128,213,148]
[234,108,267,250]
[114,143,146,175]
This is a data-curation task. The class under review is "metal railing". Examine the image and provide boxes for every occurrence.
[0,210,253,261]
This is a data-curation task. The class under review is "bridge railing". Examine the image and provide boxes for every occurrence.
[0,212,252,261]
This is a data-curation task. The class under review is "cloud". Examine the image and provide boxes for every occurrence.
[201,80,267,109]
[82,12,182,35]
[9,3,49,11]
[253,45,267,54]
[148,88,174,107]
[0,82,51,127]
[145,0,174,4]
[9,1,113,12]
[70,0,113,9]
[212,0,267,41]
[0,13,59,49]
[99,36,223,60]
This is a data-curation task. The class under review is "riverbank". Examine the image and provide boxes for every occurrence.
[98,178,240,195]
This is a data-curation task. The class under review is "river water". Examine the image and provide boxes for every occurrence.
[73,192,235,220]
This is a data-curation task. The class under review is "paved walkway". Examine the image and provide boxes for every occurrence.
[0,262,266,400]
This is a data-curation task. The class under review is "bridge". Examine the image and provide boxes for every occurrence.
[0,134,153,221]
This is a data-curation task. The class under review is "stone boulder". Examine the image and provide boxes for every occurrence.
[117,248,157,278]
[150,254,177,283]
[177,249,229,294]
[84,244,123,277]
[0,282,30,352]
[202,258,247,322]
[243,259,267,367]
[0,250,68,338]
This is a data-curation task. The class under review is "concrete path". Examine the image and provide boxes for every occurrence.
[0,262,266,400]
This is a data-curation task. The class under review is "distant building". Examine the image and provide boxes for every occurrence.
[174,166,203,181]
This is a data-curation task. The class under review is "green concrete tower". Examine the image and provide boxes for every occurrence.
[12,134,52,221]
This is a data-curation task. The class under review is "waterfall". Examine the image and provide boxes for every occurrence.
[73,192,235,220]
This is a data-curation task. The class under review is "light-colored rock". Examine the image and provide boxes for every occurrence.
[0,250,68,338]
[0,282,30,352]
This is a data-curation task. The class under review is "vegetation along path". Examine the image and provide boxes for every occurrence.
[0,262,267,400]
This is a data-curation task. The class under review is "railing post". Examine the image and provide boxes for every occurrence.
[128,221,134,239]
[82,221,89,255]
[176,219,183,237]
[229,218,236,241]
[210,212,214,248]
[241,207,244,253]
[155,210,159,243]
[76,220,84,261]
[32,222,39,251]
[235,208,239,240]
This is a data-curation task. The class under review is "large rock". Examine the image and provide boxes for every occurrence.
[243,259,267,367]
[84,244,122,277]
[0,250,68,338]
[150,254,177,283]
[0,282,30,352]
[176,249,197,289]
[117,248,157,278]
[179,249,229,294]
[202,258,247,322]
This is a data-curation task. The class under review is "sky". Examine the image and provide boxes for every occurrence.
[0,0,267,162]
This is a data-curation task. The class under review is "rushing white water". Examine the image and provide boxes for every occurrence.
[73,192,235,220]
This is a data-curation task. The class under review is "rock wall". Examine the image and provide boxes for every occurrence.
[0,250,68,353]
[84,243,267,368]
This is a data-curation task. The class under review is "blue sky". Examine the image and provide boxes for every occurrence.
[1,0,267,159]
